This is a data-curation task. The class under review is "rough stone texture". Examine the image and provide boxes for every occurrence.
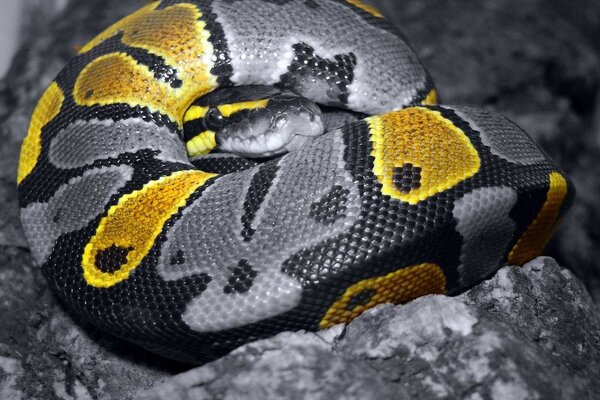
[1,0,599,399]
[138,258,600,400]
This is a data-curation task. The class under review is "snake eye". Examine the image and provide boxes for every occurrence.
[205,107,224,131]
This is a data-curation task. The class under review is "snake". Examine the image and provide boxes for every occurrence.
[17,0,574,363]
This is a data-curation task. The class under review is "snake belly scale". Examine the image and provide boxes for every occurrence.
[17,0,574,363]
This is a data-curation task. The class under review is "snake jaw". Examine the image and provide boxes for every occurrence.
[217,103,325,158]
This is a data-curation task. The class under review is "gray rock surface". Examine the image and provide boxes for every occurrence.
[138,258,600,400]
[0,0,599,399]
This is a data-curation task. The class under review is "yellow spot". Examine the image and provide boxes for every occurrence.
[75,53,179,120]
[82,170,217,288]
[18,82,64,184]
[77,2,217,124]
[184,105,210,122]
[320,263,446,329]
[345,0,384,18]
[217,99,269,117]
[421,89,438,105]
[186,131,217,157]
[508,172,568,266]
[368,107,480,204]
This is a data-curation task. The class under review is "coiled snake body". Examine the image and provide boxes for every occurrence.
[18,0,574,363]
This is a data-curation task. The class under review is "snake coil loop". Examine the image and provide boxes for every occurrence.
[17,0,573,363]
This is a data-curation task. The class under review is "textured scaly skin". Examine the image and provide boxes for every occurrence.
[17,0,573,363]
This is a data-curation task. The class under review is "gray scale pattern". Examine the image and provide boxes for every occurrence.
[447,106,546,165]
[157,128,361,332]
[21,165,134,264]
[211,0,428,114]
[49,118,190,169]
[453,186,518,288]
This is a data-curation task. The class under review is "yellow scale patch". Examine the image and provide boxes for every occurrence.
[18,82,64,184]
[82,170,216,288]
[217,99,268,117]
[187,131,217,157]
[75,53,178,118]
[72,2,223,288]
[421,89,438,105]
[184,105,210,122]
[345,0,384,18]
[182,99,269,121]
[320,263,446,329]
[367,107,481,205]
[507,172,568,266]
[75,1,217,125]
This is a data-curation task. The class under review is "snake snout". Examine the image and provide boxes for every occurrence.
[218,95,325,158]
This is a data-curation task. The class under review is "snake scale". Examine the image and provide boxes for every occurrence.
[17,0,574,363]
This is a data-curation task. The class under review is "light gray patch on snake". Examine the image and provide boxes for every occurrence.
[249,128,360,258]
[20,165,133,264]
[212,0,428,114]
[49,118,190,169]
[277,42,357,107]
[157,128,360,333]
[453,186,518,289]
[321,107,363,131]
[447,106,546,166]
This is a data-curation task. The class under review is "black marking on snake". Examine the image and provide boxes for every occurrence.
[241,161,280,242]
[20,146,191,212]
[116,38,183,88]
[193,86,282,107]
[52,208,63,223]
[346,288,377,311]
[223,260,258,294]
[82,104,180,136]
[190,154,259,174]
[309,185,350,225]
[304,0,320,8]
[170,249,186,266]
[278,42,357,106]
[393,163,422,193]
[81,31,185,89]
[183,119,208,143]
[95,245,134,273]
[191,0,234,87]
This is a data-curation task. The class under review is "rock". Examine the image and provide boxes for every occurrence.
[1,0,599,399]
[138,258,600,400]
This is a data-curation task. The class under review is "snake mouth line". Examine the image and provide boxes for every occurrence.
[218,112,325,158]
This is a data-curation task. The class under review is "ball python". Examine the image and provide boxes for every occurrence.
[17,0,574,363]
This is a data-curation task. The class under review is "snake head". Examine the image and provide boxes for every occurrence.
[183,86,325,159]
